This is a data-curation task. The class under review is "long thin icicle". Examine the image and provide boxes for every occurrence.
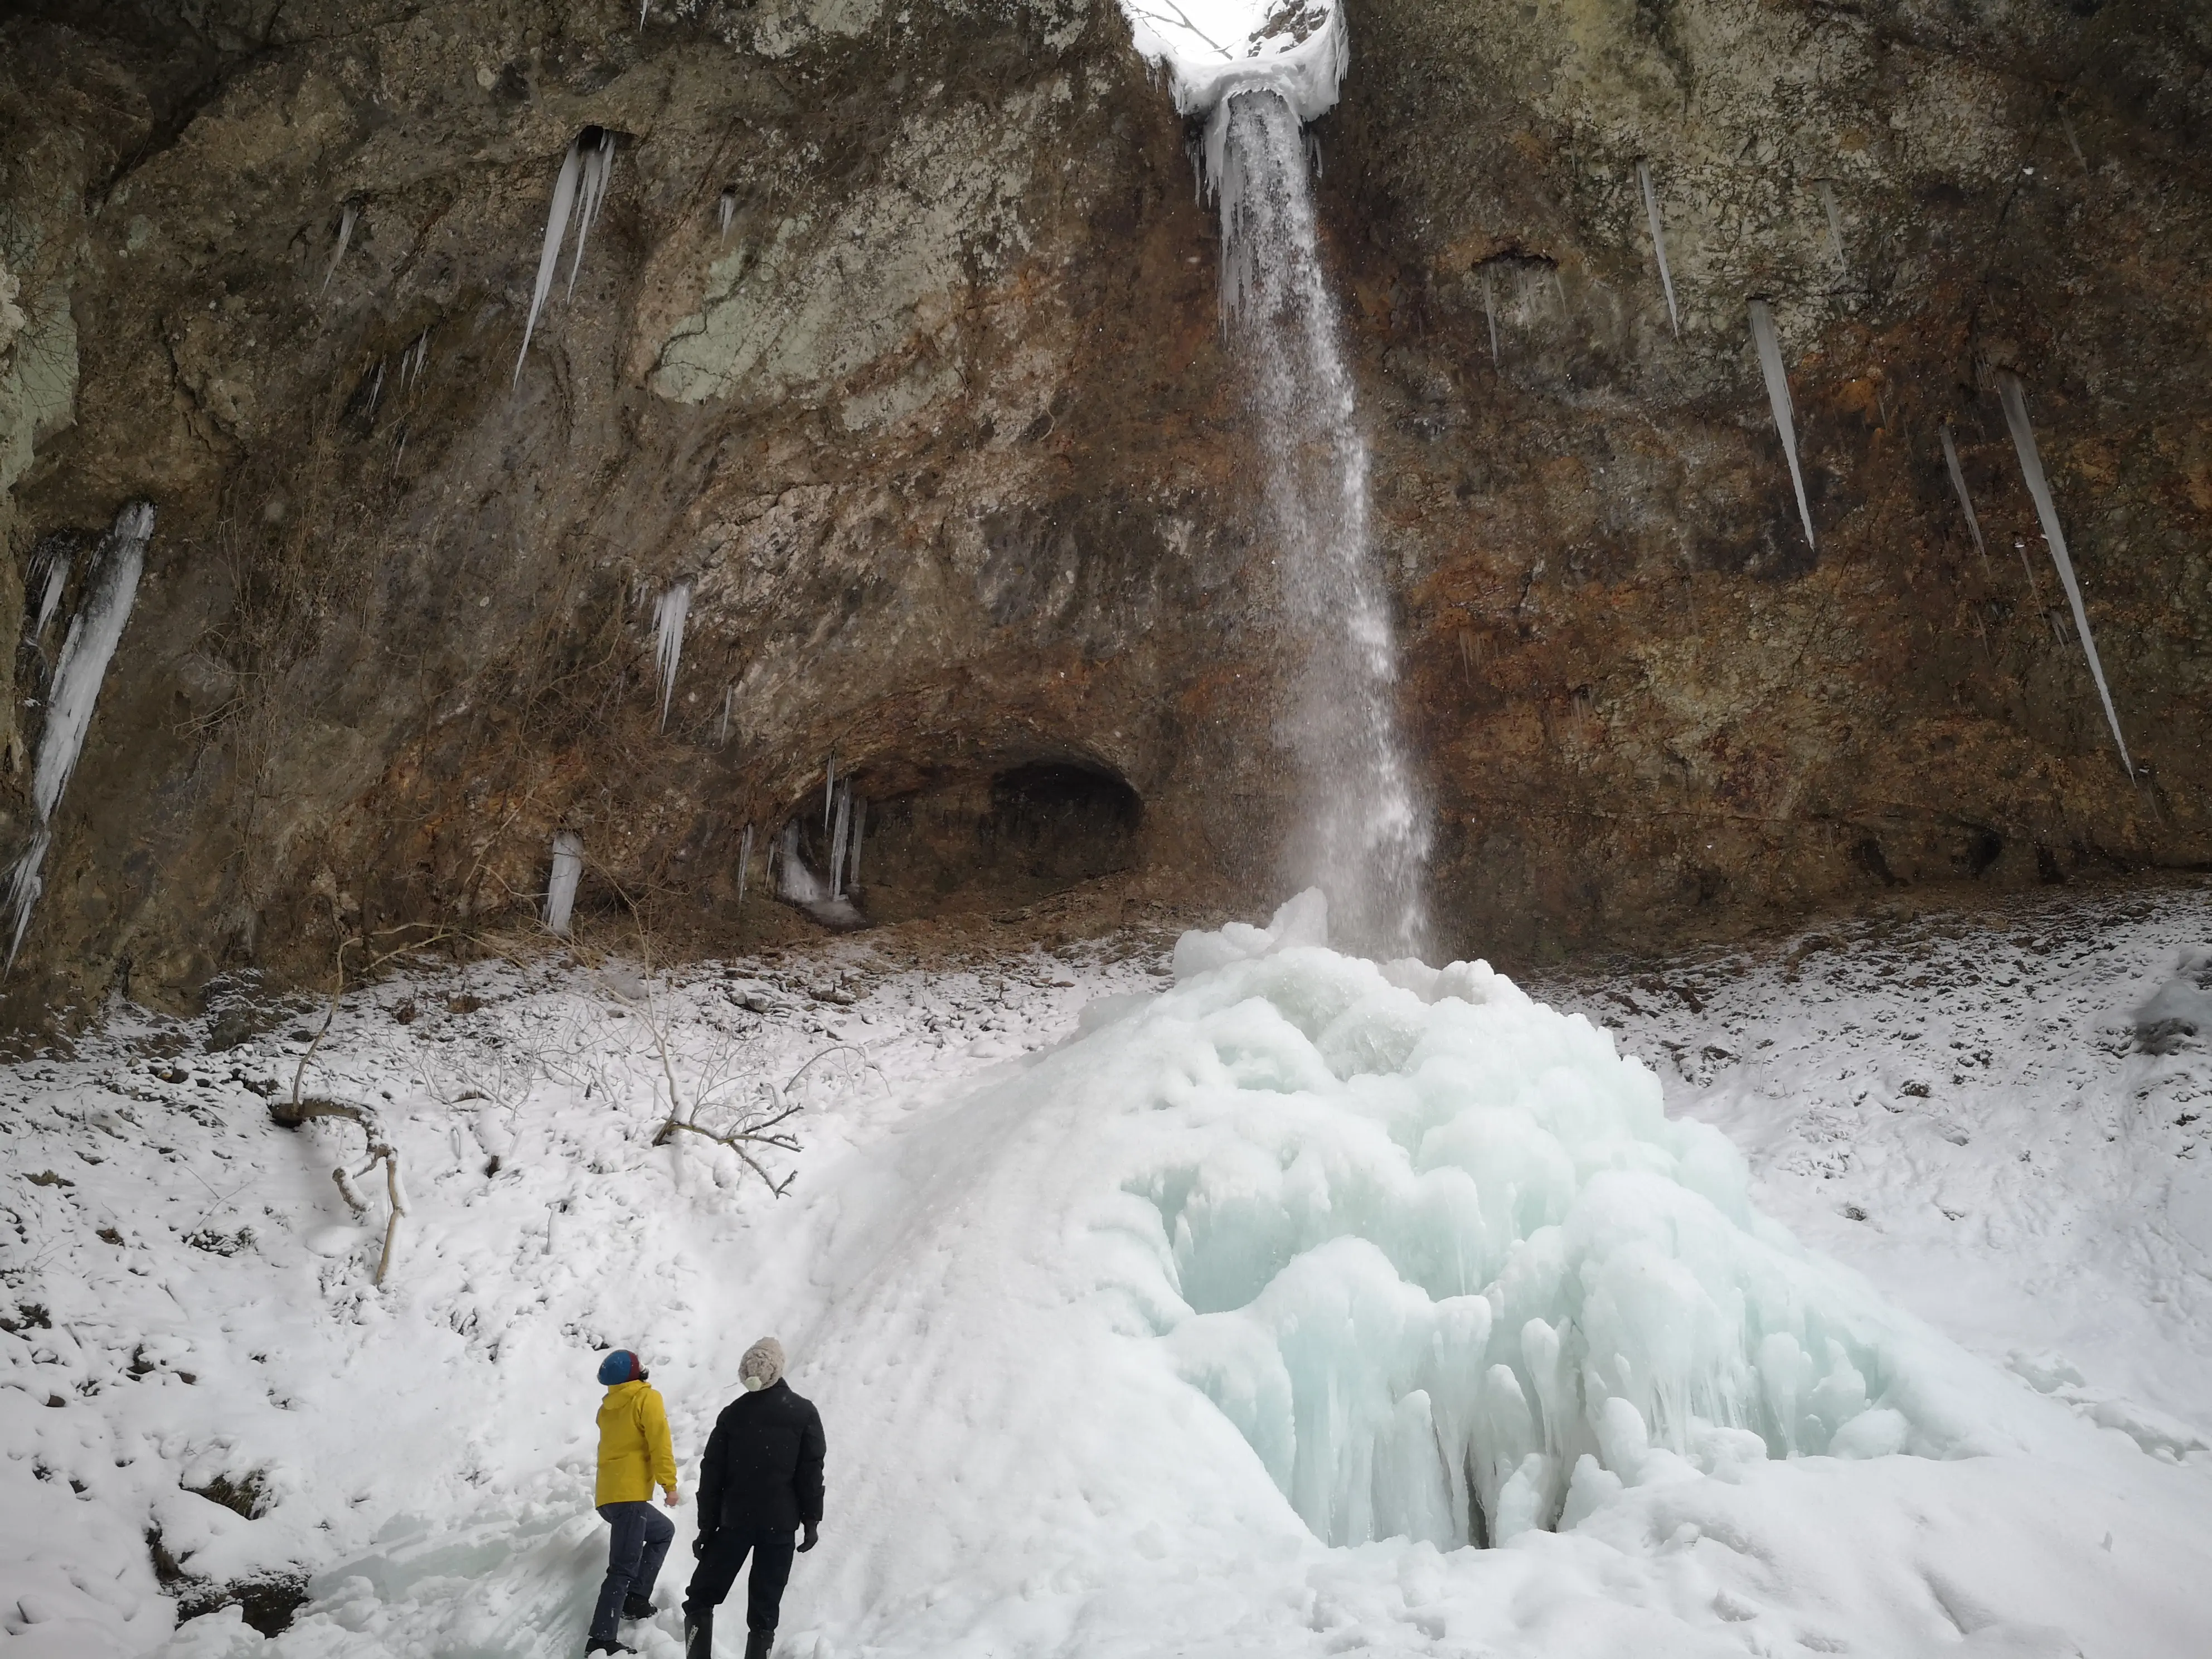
[823,756,836,829]
[828,783,851,901]
[848,795,865,891]
[6,502,153,969]
[651,581,691,730]
[566,131,615,300]
[737,823,753,904]
[718,188,737,238]
[322,201,358,294]
[1748,300,1816,554]
[544,831,583,936]
[1820,182,1847,271]
[1998,372,2133,775]
[1481,268,1499,362]
[1637,161,1680,339]
[514,138,585,386]
[1938,423,1988,570]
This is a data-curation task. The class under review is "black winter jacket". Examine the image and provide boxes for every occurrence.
[697,1379,826,1533]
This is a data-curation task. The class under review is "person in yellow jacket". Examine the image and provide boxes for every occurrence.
[586,1350,680,1657]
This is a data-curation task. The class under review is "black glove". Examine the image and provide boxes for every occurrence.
[692,1530,717,1560]
[797,1522,818,1553]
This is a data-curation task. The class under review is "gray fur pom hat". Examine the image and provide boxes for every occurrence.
[739,1337,785,1392]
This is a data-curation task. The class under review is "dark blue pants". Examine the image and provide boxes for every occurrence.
[589,1500,674,1644]
[684,1525,797,1634]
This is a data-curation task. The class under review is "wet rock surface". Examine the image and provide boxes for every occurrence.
[0,0,2206,1024]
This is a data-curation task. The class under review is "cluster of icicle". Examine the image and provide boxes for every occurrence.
[652,581,691,731]
[540,757,867,938]
[6,504,154,969]
[514,128,618,385]
[1952,377,2134,775]
[1632,161,2130,775]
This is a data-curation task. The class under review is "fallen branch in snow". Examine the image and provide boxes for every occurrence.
[270,1095,408,1286]
[274,916,458,1285]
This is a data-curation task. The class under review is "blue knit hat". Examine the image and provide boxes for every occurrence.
[598,1350,640,1386]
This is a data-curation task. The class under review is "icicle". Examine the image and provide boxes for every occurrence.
[365,359,385,418]
[823,756,837,828]
[1998,372,2133,775]
[404,330,430,388]
[514,137,585,386]
[828,783,851,901]
[1481,268,1499,362]
[848,795,865,891]
[6,503,153,969]
[715,686,734,746]
[651,581,691,730]
[322,201,358,294]
[718,187,737,238]
[544,831,583,935]
[777,821,824,903]
[639,0,649,24]
[1938,423,1990,571]
[2060,109,2088,175]
[737,823,753,904]
[1747,300,1816,554]
[27,547,70,641]
[1637,161,1680,339]
[566,129,615,301]
[1820,182,1846,271]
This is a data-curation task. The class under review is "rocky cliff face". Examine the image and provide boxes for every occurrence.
[1,0,2206,1025]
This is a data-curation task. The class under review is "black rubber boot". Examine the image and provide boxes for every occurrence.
[683,1609,714,1659]
[743,1629,773,1659]
[622,1594,656,1620]
[585,1643,636,1657]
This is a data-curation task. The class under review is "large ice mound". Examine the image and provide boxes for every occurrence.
[1097,894,2007,1549]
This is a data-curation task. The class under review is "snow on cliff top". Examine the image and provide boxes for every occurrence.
[3,886,2210,1659]
[1118,0,1350,121]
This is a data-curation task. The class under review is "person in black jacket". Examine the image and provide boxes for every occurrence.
[683,1337,825,1659]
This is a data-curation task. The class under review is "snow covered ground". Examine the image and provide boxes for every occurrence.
[2,882,2208,1659]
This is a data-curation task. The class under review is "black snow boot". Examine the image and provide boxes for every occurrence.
[622,1593,656,1619]
[585,1642,636,1657]
[683,1610,713,1659]
[743,1629,774,1659]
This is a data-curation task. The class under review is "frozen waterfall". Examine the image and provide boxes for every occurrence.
[5,503,153,969]
[1205,87,1427,957]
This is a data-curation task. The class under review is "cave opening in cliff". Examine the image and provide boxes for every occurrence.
[778,759,1142,927]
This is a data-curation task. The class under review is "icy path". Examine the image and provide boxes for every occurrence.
[1,890,2208,1659]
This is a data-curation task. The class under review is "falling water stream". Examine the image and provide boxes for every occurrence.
[1206,88,1428,955]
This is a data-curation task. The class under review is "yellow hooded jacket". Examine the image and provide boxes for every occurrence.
[595,1379,678,1506]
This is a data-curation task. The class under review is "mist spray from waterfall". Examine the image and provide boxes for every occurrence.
[1205,89,1428,955]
